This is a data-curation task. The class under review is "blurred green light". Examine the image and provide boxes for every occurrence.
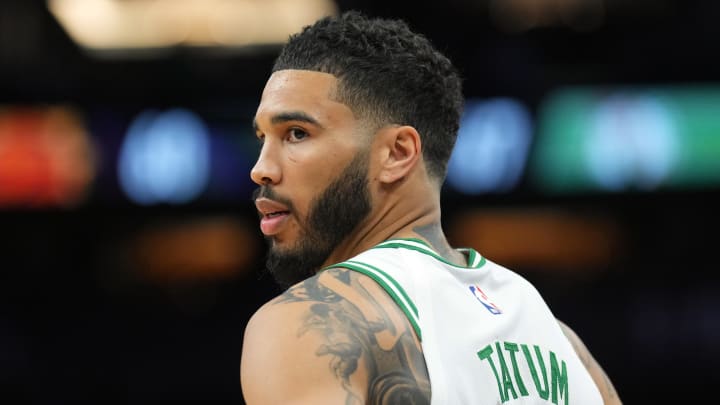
[531,86,720,193]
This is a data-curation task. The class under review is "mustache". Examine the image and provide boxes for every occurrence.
[252,186,295,212]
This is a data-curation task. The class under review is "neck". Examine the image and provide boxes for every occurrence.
[320,184,466,268]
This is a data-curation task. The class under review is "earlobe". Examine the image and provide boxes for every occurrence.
[378,126,421,184]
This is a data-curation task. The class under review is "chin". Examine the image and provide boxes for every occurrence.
[267,235,300,254]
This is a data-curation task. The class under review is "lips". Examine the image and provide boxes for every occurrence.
[255,198,291,236]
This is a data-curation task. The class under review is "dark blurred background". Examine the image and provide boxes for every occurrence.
[1,0,719,403]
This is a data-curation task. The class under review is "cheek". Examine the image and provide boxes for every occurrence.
[283,162,326,220]
[287,151,344,195]
[284,138,359,212]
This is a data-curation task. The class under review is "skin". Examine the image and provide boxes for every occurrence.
[241,69,622,404]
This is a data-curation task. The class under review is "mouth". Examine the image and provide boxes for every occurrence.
[255,198,292,236]
[265,210,290,218]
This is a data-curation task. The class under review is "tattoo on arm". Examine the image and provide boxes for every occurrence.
[277,268,431,405]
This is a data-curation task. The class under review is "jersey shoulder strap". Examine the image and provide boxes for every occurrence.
[324,250,423,340]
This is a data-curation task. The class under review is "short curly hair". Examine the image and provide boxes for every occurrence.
[273,11,464,181]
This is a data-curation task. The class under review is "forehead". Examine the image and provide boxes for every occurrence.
[262,69,337,102]
[256,70,355,125]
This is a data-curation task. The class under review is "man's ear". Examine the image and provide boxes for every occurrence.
[376,125,422,184]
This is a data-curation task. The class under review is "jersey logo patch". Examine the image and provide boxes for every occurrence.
[469,285,502,315]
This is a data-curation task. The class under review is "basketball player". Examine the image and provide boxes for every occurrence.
[241,11,622,404]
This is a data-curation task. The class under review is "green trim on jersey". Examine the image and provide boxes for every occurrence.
[324,260,422,341]
[373,238,487,269]
[323,239,485,342]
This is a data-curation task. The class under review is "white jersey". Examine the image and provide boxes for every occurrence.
[327,238,603,405]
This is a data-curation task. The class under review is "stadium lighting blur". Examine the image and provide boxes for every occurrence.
[0,107,96,208]
[131,216,258,282]
[47,0,337,53]
[489,0,605,32]
[446,98,532,194]
[118,108,210,205]
[586,94,678,191]
[449,208,622,272]
[532,86,720,193]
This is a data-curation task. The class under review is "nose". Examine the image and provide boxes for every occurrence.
[250,142,281,186]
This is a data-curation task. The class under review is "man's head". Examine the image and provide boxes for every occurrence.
[251,11,463,288]
[273,10,463,181]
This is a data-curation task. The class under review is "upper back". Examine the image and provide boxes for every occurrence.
[326,238,604,405]
[241,238,605,404]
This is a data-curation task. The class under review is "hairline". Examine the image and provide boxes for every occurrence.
[271,67,386,131]
[271,64,445,185]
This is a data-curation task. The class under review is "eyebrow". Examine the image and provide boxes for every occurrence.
[253,111,324,133]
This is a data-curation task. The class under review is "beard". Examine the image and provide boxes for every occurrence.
[254,152,372,289]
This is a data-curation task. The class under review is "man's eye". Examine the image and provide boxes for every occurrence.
[288,128,308,141]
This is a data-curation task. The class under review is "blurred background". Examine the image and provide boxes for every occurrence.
[1,0,719,403]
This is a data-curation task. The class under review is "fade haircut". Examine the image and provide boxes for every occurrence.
[272,11,464,182]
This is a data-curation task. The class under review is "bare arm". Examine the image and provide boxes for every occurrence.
[241,268,430,404]
[558,320,622,405]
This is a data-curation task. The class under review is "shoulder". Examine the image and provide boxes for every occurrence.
[241,268,362,404]
[241,267,430,405]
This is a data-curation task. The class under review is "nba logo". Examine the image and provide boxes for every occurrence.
[469,285,502,315]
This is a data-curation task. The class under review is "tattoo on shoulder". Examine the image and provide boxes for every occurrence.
[277,268,431,405]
